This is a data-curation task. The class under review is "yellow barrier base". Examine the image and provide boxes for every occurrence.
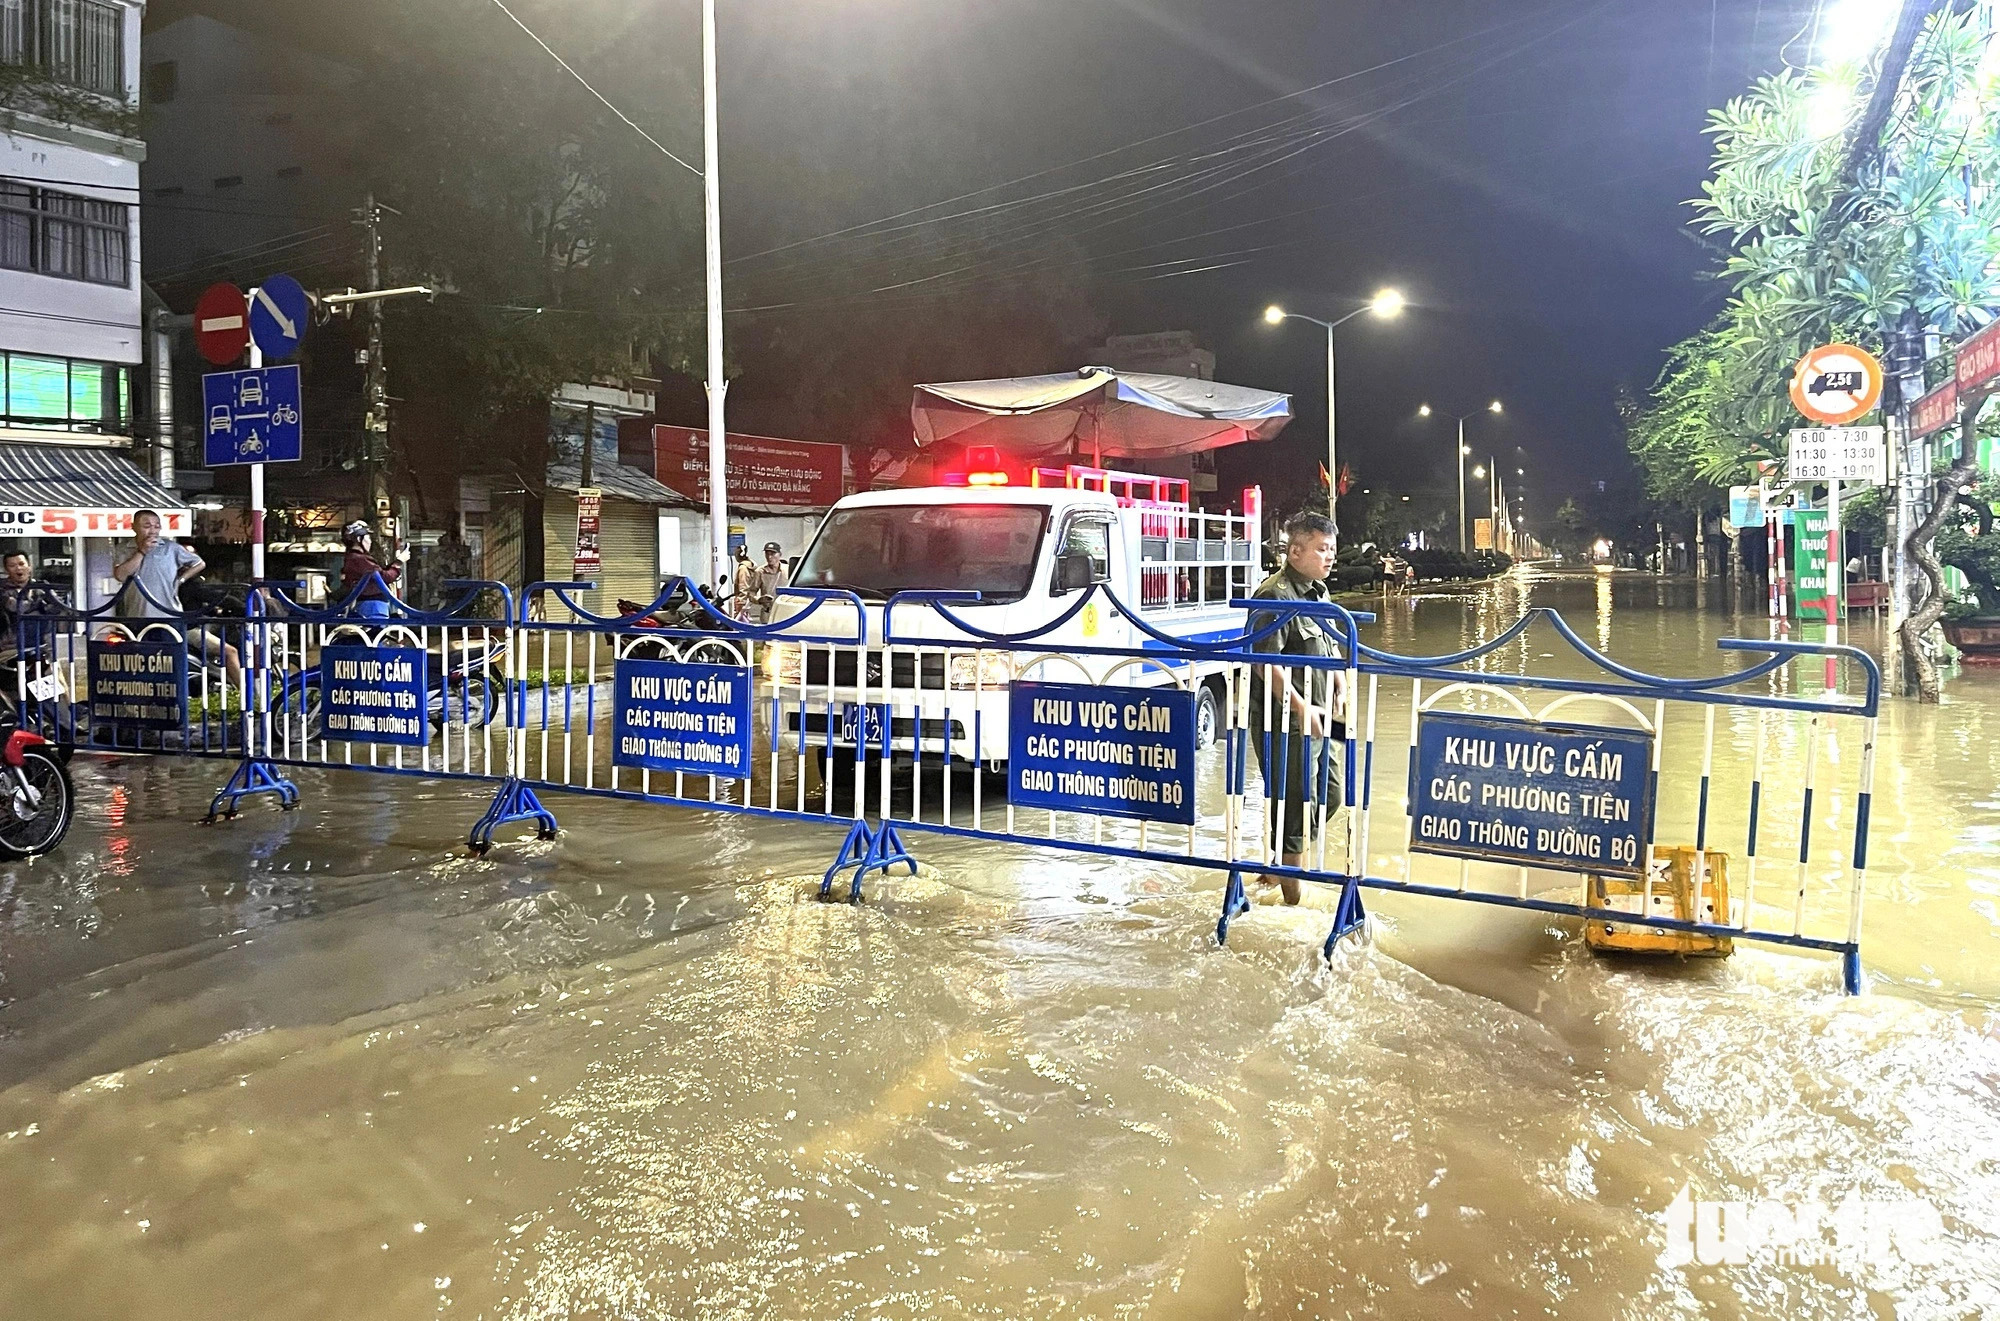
[1584,845,1734,959]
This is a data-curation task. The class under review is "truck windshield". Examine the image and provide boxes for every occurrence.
[793,504,1049,602]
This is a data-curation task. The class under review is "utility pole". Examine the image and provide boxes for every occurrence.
[1325,322,1338,555]
[360,193,392,552]
[702,0,730,596]
[1457,416,1467,553]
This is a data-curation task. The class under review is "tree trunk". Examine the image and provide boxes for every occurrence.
[1900,435,1979,702]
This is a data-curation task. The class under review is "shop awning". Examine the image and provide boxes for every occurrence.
[546,459,695,507]
[0,442,192,537]
[912,368,1292,459]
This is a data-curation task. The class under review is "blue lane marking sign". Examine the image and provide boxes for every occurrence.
[613,659,753,778]
[1008,679,1197,825]
[320,645,428,745]
[1410,712,1653,877]
[87,639,186,729]
[202,364,302,466]
[248,274,311,360]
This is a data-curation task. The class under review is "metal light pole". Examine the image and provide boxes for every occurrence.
[702,0,730,596]
[1421,401,1502,552]
[1265,289,1403,555]
[1457,416,1467,552]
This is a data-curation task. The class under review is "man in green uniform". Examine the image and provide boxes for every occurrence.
[1247,510,1346,903]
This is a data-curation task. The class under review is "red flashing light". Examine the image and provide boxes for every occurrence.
[967,471,1009,486]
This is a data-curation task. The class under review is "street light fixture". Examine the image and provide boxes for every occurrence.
[1417,400,1506,551]
[1263,289,1405,553]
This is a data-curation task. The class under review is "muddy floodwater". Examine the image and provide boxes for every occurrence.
[2,568,1997,1319]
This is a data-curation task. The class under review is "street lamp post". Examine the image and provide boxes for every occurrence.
[1418,401,1503,552]
[702,0,730,597]
[1264,289,1403,554]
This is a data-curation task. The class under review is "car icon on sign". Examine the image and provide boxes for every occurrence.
[209,404,231,434]
[237,377,263,408]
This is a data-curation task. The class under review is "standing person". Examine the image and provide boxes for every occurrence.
[755,541,788,623]
[339,520,404,618]
[437,527,473,587]
[0,551,34,662]
[112,509,240,682]
[730,546,757,622]
[1247,510,1347,905]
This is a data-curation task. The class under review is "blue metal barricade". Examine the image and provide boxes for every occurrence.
[16,575,1882,994]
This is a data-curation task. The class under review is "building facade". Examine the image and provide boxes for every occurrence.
[0,0,188,608]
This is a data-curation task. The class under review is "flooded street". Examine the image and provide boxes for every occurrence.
[2,569,1998,1319]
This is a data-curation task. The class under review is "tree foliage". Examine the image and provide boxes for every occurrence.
[351,0,706,482]
[1626,12,2000,493]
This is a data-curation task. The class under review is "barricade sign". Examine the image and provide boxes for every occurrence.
[613,658,752,777]
[319,645,429,746]
[1410,713,1652,877]
[1008,680,1197,825]
[7,570,1887,997]
[87,640,187,729]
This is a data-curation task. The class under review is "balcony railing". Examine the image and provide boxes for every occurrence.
[0,0,125,101]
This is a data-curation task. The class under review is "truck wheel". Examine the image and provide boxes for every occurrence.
[1196,685,1220,748]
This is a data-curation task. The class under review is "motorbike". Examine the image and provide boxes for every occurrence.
[0,726,72,856]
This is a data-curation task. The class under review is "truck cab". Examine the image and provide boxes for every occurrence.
[764,464,1263,766]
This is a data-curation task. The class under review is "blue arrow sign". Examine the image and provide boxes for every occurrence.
[203,365,303,466]
[247,274,311,361]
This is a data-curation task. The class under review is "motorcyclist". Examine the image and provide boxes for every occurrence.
[339,520,407,618]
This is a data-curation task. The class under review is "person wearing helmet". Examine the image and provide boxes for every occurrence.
[730,546,757,622]
[340,520,403,616]
[755,541,788,623]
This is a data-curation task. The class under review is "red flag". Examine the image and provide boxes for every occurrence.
[1337,463,1356,496]
[1318,462,1332,489]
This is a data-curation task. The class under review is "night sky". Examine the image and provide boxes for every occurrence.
[152,0,1827,515]
[707,0,1819,510]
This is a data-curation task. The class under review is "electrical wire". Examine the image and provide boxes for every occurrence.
[730,2,1613,313]
[486,0,700,176]
[148,227,347,283]
[721,0,1600,272]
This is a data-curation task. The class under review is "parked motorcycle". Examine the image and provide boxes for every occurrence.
[0,727,72,856]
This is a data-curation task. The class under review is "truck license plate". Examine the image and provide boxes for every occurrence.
[839,703,889,746]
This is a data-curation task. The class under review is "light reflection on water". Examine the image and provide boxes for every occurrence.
[0,568,1995,1319]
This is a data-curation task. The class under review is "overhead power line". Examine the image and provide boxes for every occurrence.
[486,0,701,176]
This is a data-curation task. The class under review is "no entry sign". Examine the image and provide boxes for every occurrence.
[194,283,249,366]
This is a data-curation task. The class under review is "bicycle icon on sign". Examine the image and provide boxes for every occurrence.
[270,404,299,426]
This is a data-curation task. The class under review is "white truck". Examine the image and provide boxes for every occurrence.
[761,466,1265,771]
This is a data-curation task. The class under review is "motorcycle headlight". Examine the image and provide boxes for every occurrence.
[948,650,1013,689]
[762,642,804,687]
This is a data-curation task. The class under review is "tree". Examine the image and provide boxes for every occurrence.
[1544,498,1592,557]
[1933,472,2000,615]
[1622,7,2000,697]
[352,0,706,494]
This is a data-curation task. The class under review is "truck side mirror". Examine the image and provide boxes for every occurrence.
[1055,551,1100,594]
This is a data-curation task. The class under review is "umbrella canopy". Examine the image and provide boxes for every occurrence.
[912,368,1291,460]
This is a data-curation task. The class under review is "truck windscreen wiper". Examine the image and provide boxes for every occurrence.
[802,581,888,601]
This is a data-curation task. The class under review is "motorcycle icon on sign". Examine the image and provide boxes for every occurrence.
[238,431,266,457]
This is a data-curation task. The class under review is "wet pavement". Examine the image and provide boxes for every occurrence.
[1,568,1997,1319]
